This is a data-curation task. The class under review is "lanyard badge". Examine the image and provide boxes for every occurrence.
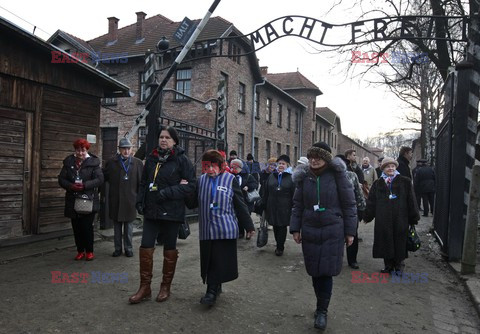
[210,177,219,210]
[314,176,326,212]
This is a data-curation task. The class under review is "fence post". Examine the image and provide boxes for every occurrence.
[461,164,480,274]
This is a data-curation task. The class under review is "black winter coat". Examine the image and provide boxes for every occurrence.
[137,146,196,222]
[397,156,412,180]
[364,175,420,262]
[58,154,104,218]
[347,162,365,184]
[264,172,295,227]
[290,158,357,277]
[414,166,435,194]
[234,172,258,213]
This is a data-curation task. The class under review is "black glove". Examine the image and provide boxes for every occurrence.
[136,202,144,215]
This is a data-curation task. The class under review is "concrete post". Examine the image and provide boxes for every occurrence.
[461,164,480,274]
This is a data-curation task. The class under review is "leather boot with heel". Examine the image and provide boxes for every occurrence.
[128,247,154,304]
[156,249,178,302]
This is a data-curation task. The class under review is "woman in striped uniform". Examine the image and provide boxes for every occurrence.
[190,150,255,306]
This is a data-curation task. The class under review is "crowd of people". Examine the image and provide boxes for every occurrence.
[58,130,434,331]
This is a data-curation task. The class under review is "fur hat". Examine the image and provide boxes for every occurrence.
[277,154,291,164]
[380,157,399,170]
[307,145,333,164]
[312,141,332,153]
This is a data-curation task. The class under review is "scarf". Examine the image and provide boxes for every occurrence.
[156,147,173,164]
[381,170,400,185]
[310,164,328,176]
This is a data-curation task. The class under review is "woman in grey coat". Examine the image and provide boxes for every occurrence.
[291,142,357,331]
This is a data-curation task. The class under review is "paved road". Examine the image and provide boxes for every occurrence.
[0,216,479,333]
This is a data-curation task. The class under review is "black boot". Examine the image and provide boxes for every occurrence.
[200,284,220,306]
[314,297,330,330]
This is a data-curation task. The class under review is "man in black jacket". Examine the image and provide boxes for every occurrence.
[345,149,365,184]
[397,146,413,180]
[414,160,435,216]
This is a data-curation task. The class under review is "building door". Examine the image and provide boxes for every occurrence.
[0,109,32,239]
[101,127,118,162]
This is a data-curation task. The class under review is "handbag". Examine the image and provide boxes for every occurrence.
[247,189,261,203]
[256,212,268,248]
[406,225,421,252]
[74,194,93,215]
[178,222,191,240]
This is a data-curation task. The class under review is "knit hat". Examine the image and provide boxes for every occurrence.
[277,154,291,164]
[312,141,332,153]
[230,158,243,169]
[297,156,308,165]
[229,150,237,156]
[380,157,399,170]
[307,144,333,164]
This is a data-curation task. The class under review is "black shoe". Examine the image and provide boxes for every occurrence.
[380,267,393,274]
[112,250,122,257]
[314,310,328,330]
[275,248,284,256]
[200,284,220,306]
[125,250,134,257]
[349,262,359,269]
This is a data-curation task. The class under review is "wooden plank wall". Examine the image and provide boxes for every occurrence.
[0,111,26,239]
[39,88,100,233]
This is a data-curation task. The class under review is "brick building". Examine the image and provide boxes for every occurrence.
[48,12,326,165]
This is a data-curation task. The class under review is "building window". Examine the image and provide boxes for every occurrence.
[175,68,191,100]
[287,108,291,131]
[237,133,245,159]
[277,104,283,128]
[266,98,272,123]
[102,97,117,106]
[312,131,315,145]
[255,91,260,119]
[139,72,147,102]
[138,127,146,148]
[295,111,299,133]
[238,82,246,113]
[266,140,271,159]
[312,100,316,121]
[277,143,281,157]
[254,137,259,161]
[294,146,298,163]
[286,145,290,158]
[228,42,241,64]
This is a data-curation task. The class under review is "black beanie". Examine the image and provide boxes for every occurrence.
[313,141,332,153]
[277,154,291,164]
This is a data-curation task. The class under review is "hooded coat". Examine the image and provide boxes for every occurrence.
[58,154,104,218]
[290,158,357,277]
[363,175,420,262]
[136,146,196,222]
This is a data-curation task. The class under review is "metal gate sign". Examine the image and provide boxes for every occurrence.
[174,17,197,45]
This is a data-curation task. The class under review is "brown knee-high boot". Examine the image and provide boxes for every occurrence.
[128,247,154,304]
[156,249,178,302]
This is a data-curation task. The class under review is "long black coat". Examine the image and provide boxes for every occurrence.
[235,172,258,213]
[58,154,104,218]
[264,171,295,227]
[397,156,412,180]
[103,154,143,222]
[364,175,420,262]
[290,158,357,277]
[414,166,435,194]
[137,146,196,222]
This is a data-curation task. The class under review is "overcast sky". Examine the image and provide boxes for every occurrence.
[0,0,417,140]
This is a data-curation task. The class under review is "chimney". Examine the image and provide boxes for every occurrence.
[260,66,268,76]
[107,17,119,42]
[136,12,147,41]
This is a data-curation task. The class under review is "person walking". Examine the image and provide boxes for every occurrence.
[188,150,255,306]
[263,155,295,256]
[414,159,435,217]
[58,138,104,261]
[362,157,378,189]
[345,149,365,184]
[337,154,366,269]
[230,158,258,238]
[291,142,357,331]
[363,157,420,274]
[103,138,143,257]
[397,146,413,180]
[375,157,384,178]
[129,126,196,304]
[245,153,261,183]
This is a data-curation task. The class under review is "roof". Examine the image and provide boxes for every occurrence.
[266,71,322,95]
[88,15,235,57]
[0,16,130,97]
[47,30,96,55]
[316,107,342,133]
[263,80,306,109]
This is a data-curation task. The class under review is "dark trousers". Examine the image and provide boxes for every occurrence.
[141,219,179,250]
[384,258,405,272]
[421,192,435,215]
[346,235,359,265]
[312,276,333,306]
[273,226,288,250]
[113,220,134,252]
[71,213,95,253]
